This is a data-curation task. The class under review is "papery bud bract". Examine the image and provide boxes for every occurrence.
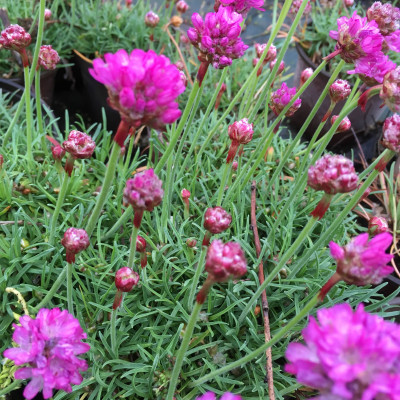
[145,11,160,27]
[170,15,183,27]
[136,235,147,253]
[382,113,400,152]
[0,24,31,52]
[204,206,232,234]
[368,216,390,235]
[61,228,90,263]
[63,130,96,159]
[329,79,351,102]
[115,267,139,292]
[300,67,313,87]
[331,115,351,133]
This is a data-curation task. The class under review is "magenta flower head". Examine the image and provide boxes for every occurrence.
[300,67,313,87]
[228,118,254,144]
[382,114,400,152]
[61,228,90,264]
[285,303,400,400]
[38,45,60,70]
[329,232,393,285]
[63,130,96,159]
[367,1,400,37]
[215,0,265,16]
[329,79,351,102]
[196,392,242,400]
[381,66,400,114]
[145,11,160,27]
[308,154,358,195]
[187,7,249,70]
[351,53,396,85]
[3,308,90,400]
[329,11,383,63]
[0,24,31,53]
[270,82,302,117]
[115,267,139,292]
[369,216,390,236]
[331,115,351,133]
[90,49,185,134]
[204,206,232,235]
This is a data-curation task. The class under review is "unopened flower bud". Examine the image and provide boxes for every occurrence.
[186,238,197,248]
[0,24,31,53]
[270,59,285,74]
[382,114,400,152]
[255,43,276,63]
[178,70,187,87]
[180,34,190,44]
[329,79,351,102]
[232,161,238,171]
[115,267,139,292]
[63,130,96,159]
[44,8,52,20]
[145,11,160,27]
[181,189,190,199]
[204,206,232,234]
[170,15,183,27]
[367,1,400,36]
[368,216,390,235]
[51,145,66,161]
[270,82,302,117]
[228,118,254,144]
[175,60,184,70]
[331,115,351,133]
[38,45,60,70]
[61,228,90,263]
[300,67,313,87]
[136,235,146,253]
[176,0,189,13]
[380,66,400,113]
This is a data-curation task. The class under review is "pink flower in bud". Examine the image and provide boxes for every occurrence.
[175,60,184,70]
[0,24,31,53]
[329,11,383,63]
[232,161,238,171]
[351,53,396,85]
[216,0,265,16]
[0,154,3,169]
[270,82,302,117]
[289,0,311,17]
[180,34,190,44]
[343,0,354,6]
[115,267,139,292]
[255,43,276,63]
[228,118,254,144]
[382,114,400,152]
[308,154,358,195]
[178,69,187,87]
[204,206,232,234]
[187,7,249,70]
[51,144,66,161]
[61,228,90,264]
[367,1,400,36]
[329,232,393,285]
[186,238,197,248]
[205,239,247,282]
[331,115,351,133]
[369,216,390,236]
[44,8,52,20]
[196,392,242,400]
[123,168,163,212]
[181,188,190,199]
[126,0,133,6]
[90,49,185,131]
[300,67,313,87]
[286,303,400,400]
[176,0,189,13]
[145,11,160,27]
[380,66,400,113]
[136,235,146,253]
[329,79,351,102]
[38,45,60,70]
[270,59,285,74]
[63,130,96,159]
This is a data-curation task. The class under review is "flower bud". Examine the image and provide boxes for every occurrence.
[300,67,313,87]
[186,238,197,248]
[255,43,277,63]
[270,59,285,74]
[228,118,254,144]
[61,228,90,263]
[115,267,139,292]
[0,24,31,52]
[204,206,232,234]
[331,115,351,133]
[329,79,351,102]
[51,145,66,161]
[181,189,190,199]
[232,161,238,171]
[145,11,160,27]
[380,66,400,113]
[270,82,302,117]
[63,130,96,159]
[367,1,400,36]
[175,60,185,70]
[170,15,183,27]
[343,0,354,6]
[38,45,60,70]
[136,235,146,253]
[178,69,187,87]
[44,8,52,20]
[176,0,189,13]
[382,114,400,152]
[368,216,390,235]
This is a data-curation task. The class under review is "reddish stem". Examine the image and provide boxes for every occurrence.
[20,49,29,68]
[113,290,123,310]
[321,101,335,122]
[140,253,147,269]
[64,156,75,177]
[114,119,132,147]
[197,61,210,87]
[226,142,239,164]
[310,193,333,220]
[133,210,144,229]
[202,231,212,247]
[358,85,381,112]
[196,277,214,305]
[323,48,342,62]
[318,272,342,301]
[66,250,75,264]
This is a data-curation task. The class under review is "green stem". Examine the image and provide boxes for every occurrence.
[67,262,73,314]
[238,217,317,323]
[190,293,319,387]
[23,65,34,166]
[216,163,231,206]
[127,223,140,269]
[35,68,47,154]
[111,307,118,357]
[155,80,201,174]
[166,301,203,400]
[85,141,121,237]
[186,246,207,310]
[101,208,133,241]
[0,380,21,396]
[49,171,70,245]
[35,267,67,310]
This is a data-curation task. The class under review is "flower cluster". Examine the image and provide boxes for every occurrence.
[381,66,400,113]
[269,82,301,117]
[0,24,31,52]
[3,308,90,400]
[204,206,232,234]
[214,0,265,16]
[382,113,400,152]
[63,131,96,159]
[187,6,248,70]
[90,49,185,131]
[286,303,400,400]
[38,45,60,70]
[61,228,90,264]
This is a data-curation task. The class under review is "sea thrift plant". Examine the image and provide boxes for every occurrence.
[380,66,400,113]
[0,24,31,63]
[176,0,189,13]
[226,118,254,163]
[382,113,400,152]
[285,303,400,400]
[3,308,90,400]
[329,79,351,102]
[289,0,311,17]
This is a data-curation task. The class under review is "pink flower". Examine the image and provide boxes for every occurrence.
[329,232,393,285]
[176,0,189,13]
[44,8,52,21]
[215,0,265,16]
[380,66,400,113]
[329,11,383,63]
[38,45,60,70]
[187,6,249,69]
[62,130,96,159]
[367,2,400,36]
[255,43,276,62]
[350,53,396,85]
[90,49,185,130]
[228,118,254,144]
[3,308,90,400]
[204,206,232,234]
[61,228,90,264]
[285,303,400,400]
[205,240,247,282]
[0,24,31,52]
[269,59,285,74]
[196,392,242,400]
[382,114,400,152]
[123,168,163,212]
[144,11,160,27]
[181,188,191,199]
[300,67,313,87]
[269,82,301,117]
[308,154,358,195]
[329,79,351,102]
[51,145,65,161]
[115,267,139,292]
[331,115,351,132]
[289,0,311,17]
[369,216,390,236]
